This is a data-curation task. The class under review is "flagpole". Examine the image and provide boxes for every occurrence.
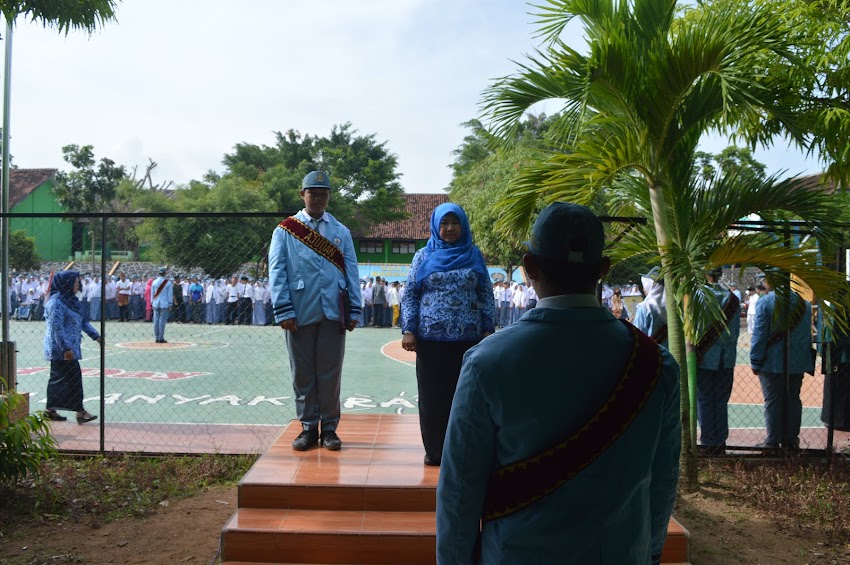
[1,19,13,391]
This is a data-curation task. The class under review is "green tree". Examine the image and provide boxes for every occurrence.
[53,144,127,260]
[9,229,38,272]
[221,123,407,232]
[135,177,276,278]
[482,0,850,489]
[53,144,126,212]
[450,115,563,280]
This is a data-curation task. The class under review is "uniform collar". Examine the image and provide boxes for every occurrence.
[536,293,601,309]
[298,209,330,224]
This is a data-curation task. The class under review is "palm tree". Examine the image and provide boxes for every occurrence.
[0,1,119,34]
[482,0,849,489]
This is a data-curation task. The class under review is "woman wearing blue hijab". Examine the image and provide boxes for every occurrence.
[400,203,496,466]
[43,270,102,424]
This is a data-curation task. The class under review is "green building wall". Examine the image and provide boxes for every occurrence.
[10,180,72,262]
[355,239,425,265]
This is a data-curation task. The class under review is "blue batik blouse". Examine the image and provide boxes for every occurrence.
[401,248,496,342]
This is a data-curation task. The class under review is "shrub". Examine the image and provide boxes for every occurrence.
[0,386,57,485]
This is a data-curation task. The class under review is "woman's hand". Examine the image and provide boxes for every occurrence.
[401,333,417,352]
[63,350,74,361]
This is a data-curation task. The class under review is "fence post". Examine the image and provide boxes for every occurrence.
[99,215,106,453]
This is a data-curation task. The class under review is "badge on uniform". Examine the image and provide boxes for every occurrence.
[334,236,342,246]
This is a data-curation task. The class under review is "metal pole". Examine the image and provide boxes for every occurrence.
[1,20,13,392]
[99,216,106,453]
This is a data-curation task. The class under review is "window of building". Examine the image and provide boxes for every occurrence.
[392,240,416,254]
[359,240,382,254]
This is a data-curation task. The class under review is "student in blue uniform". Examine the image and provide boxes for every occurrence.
[150,267,173,344]
[750,278,814,451]
[437,203,680,565]
[632,266,668,348]
[695,268,740,456]
[268,171,361,451]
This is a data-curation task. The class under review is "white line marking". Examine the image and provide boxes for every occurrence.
[380,340,415,367]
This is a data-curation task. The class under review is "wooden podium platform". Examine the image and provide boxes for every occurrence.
[220,414,690,564]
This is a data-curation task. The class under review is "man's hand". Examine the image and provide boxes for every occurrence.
[401,333,416,352]
[63,350,74,361]
[482,331,493,338]
[752,367,759,377]
[347,320,358,332]
[95,337,103,346]
[280,318,298,332]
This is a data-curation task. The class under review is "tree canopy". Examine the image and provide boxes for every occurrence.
[0,0,119,35]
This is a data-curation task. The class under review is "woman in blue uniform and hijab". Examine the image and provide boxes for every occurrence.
[400,203,496,466]
[43,270,102,424]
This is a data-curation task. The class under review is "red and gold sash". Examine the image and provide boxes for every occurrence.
[696,292,740,363]
[279,217,346,276]
[766,293,806,348]
[481,320,663,521]
[153,278,169,299]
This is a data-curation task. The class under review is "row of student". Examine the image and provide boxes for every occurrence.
[360,277,403,327]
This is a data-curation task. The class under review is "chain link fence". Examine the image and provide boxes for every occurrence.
[2,212,847,456]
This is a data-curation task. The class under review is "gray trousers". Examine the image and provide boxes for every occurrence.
[286,317,345,432]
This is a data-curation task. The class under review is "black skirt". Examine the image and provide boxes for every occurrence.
[46,359,85,412]
[822,363,850,431]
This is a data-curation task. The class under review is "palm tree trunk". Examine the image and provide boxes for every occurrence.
[648,182,699,491]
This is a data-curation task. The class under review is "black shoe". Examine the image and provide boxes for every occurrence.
[292,429,319,451]
[45,409,67,422]
[320,430,342,451]
[755,442,781,456]
[698,444,726,456]
[160,339,168,344]
[76,412,98,425]
[423,454,441,466]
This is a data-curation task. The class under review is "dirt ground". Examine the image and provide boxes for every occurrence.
[2,483,850,564]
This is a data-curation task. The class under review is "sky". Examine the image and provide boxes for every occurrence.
[3,0,823,195]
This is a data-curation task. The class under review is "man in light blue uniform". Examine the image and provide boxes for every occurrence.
[437,203,681,564]
[150,266,172,344]
[695,268,740,455]
[268,171,361,451]
[750,278,814,451]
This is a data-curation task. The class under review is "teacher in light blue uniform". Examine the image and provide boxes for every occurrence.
[268,170,361,452]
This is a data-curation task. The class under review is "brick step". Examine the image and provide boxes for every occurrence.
[219,415,691,564]
[221,509,435,564]
[222,507,689,564]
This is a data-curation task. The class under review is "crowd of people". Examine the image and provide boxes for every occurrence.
[8,271,279,326]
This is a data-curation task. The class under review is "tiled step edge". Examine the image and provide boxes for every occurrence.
[661,517,690,564]
[238,482,436,512]
[221,509,436,564]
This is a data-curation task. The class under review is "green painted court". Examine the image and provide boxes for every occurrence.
[10,319,847,453]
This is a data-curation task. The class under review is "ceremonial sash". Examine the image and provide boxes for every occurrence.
[651,324,668,345]
[153,279,169,299]
[766,294,806,349]
[481,320,663,522]
[278,217,346,276]
[278,216,350,332]
[696,292,740,363]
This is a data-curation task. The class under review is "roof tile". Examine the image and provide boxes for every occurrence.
[9,168,58,208]
[355,193,448,239]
